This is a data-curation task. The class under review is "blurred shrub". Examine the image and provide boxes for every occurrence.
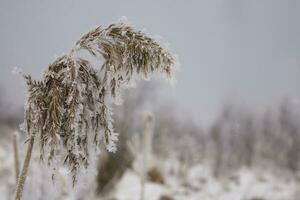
[159,195,174,200]
[147,167,164,184]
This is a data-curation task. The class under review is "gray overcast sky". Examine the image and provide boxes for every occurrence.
[1,0,300,126]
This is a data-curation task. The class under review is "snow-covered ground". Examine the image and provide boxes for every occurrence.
[112,165,300,200]
[1,128,300,200]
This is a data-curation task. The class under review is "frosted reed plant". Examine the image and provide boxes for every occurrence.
[15,18,178,200]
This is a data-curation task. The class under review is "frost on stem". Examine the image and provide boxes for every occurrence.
[21,19,177,185]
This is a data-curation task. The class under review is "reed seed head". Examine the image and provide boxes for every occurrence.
[20,19,177,185]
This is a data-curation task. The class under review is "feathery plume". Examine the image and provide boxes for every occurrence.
[15,18,177,200]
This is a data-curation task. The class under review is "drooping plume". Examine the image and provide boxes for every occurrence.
[21,18,178,185]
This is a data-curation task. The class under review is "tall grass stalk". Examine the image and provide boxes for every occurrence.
[13,131,20,184]
[15,136,34,200]
[141,112,154,200]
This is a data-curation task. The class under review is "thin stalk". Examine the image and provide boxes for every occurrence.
[141,112,154,200]
[13,131,20,184]
[15,135,35,200]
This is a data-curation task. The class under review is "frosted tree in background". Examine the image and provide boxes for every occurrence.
[15,18,178,200]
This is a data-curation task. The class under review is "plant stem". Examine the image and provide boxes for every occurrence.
[15,135,35,200]
[13,132,20,184]
[141,112,154,200]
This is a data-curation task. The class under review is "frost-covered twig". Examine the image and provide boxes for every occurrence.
[15,18,177,199]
